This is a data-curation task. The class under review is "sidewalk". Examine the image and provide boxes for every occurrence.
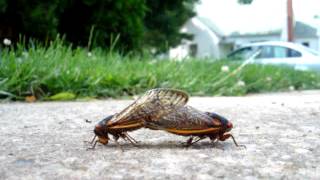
[0,91,319,179]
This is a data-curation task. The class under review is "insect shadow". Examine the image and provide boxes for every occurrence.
[85,140,231,151]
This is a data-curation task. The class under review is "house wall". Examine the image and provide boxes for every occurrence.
[194,29,220,58]
[169,41,190,60]
[218,43,234,58]
[294,38,319,51]
[169,18,221,60]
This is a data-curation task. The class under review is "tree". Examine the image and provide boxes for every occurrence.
[0,0,200,53]
[144,0,199,53]
[0,0,62,41]
[0,0,147,51]
[58,0,146,51]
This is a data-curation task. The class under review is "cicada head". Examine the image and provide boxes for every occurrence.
[207,112,233,132]
[207,112,244,147]
[93,115,114,145]
[94,124,109,145]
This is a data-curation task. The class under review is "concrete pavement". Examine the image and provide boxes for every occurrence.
[0,91,320,179]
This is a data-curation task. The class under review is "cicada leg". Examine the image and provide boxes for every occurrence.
[209,135,218,144]
[114,139,124,152]
[183,136,206,147]
[219,133,246,148]
[85,135,99,150]
[181,137,193,147]
[89,135,97,144]
[119,133,138,146]
[186,137,194,146]
[188,136,206,146]
[87,140,98,150]
[124,132,139,144]
[112,135,124,152]
[84,135,97,144]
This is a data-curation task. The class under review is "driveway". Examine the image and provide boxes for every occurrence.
[0,91,319,179]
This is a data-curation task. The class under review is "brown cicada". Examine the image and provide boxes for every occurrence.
[144,105,244,147]
[89,88,243,149]
[88,88,189,149]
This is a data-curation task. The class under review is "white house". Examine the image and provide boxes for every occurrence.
[169,17,231,60]
[169,17,320,60]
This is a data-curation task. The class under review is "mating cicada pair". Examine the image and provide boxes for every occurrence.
[88,88,243,149]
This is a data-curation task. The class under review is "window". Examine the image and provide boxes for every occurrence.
[302,42,309,47]
[227,47,257,60]
[257,46,302,59]
[189,44,197,57]
[287,48,302,57]
[258,46,273,58]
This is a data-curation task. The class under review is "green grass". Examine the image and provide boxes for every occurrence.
[1,40,320,100]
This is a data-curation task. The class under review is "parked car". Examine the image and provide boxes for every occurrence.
[227,41,320,71]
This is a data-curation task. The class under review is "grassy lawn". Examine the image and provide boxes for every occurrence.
[1,40,320,101]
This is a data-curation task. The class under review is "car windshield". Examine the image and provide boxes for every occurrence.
[227,46,258,60]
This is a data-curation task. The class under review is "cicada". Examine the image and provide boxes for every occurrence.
[89,88,243,149]
[144,105,244,147]
[88,88,189,149]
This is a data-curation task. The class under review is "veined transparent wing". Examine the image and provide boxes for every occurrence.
[107,88,189,126]
[145,105,222,130]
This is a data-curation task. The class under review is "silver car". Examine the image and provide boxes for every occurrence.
[227,41,320,71]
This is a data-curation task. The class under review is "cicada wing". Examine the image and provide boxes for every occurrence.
[145,105,222,130]
[107,88,189,126]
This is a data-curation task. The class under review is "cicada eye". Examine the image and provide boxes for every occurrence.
[94,124,106,136]
[94,127,101,136]
[94,124,110,145]
[227,122,233,129]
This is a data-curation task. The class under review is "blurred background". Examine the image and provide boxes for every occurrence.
[0,0,199,53]
[0,0,320,101]
[1,0,319,55]
[171,0,320,59]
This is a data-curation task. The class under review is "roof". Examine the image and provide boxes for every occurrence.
[229,21,319,38]
[229,30,281,37]
[196,17,225,37]
[294,21,318,38]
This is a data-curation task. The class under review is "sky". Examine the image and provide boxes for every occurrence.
[196,0,320,35]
